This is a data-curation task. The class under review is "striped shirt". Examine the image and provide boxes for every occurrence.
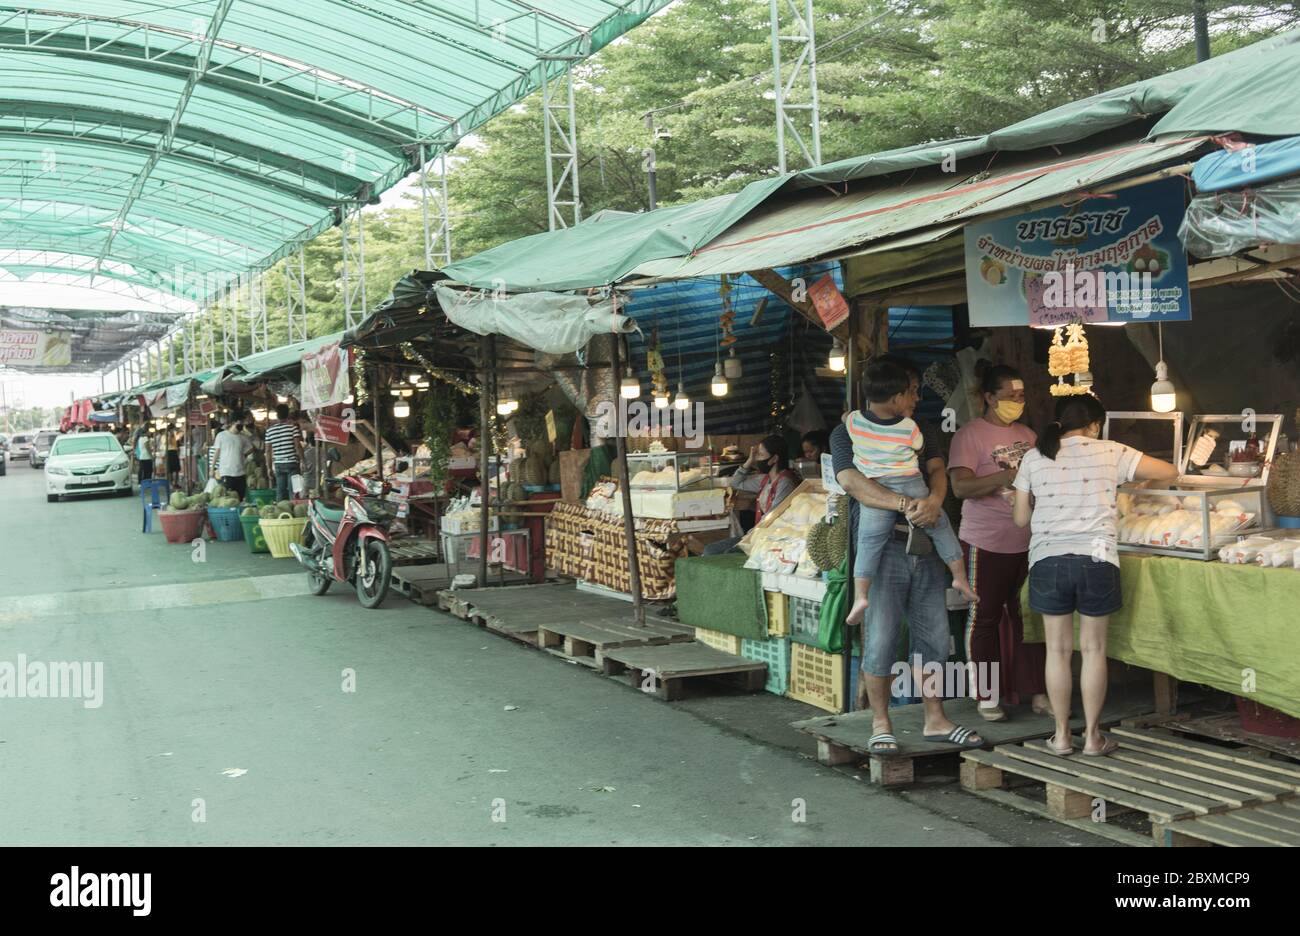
[264,421,300,468]
[845,409,922,478]
[1014,437,1142,568]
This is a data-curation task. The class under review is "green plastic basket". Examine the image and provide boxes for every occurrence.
[239,513,269,553]
[246,488,275,507]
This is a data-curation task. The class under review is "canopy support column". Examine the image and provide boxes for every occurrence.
[248,272,268,355]
[770,0,822,173]
[285,248,308,343]
[341,203,368,331]
[220,287,239,364]
[542,67,581,230]
[420,144,453,269]
[478,335,493,587]
[610,333,644,625]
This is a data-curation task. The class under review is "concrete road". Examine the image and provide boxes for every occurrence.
[0,463,1099,846]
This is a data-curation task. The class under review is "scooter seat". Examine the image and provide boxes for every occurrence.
[315,504,347,524]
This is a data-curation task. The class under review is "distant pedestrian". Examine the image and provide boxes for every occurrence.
[265,404,304,501]
[135,428,154,483]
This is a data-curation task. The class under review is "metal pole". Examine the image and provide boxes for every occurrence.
[373,367,384,484]
[1194,1,1211,62]
[610,333,645,624]
[478,335,493,586]
[770,0,786,174]
[644,147,657,210]
[843,306,858,712]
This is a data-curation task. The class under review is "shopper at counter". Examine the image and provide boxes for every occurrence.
[702,435,800,556]
[1013,393,1179,756]
[949,364,1046,721]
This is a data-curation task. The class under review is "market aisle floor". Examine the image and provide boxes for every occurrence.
[3,466,1062,846]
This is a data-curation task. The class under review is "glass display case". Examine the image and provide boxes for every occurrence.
[626,451,714,492]
[1117,481,1268,560]
[1180,414,1283,485]
[1103,411,1183,467]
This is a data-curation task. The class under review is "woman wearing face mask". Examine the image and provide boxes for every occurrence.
[702,435,800,556]
[948,363,1048,721]
[1012,394,1178,755]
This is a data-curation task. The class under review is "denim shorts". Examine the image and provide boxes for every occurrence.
[1028,554,1122,617]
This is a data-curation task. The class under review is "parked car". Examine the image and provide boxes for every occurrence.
[29,429,59,468]
[44,433,132,502]
[9,433,33,460]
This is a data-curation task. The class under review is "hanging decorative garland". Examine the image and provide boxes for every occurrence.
[351,348,370,405]
[769,347,790,428]
[398,342,477,396]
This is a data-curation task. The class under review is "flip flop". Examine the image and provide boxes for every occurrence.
[1043,737,1073,757]
[867,733,900,756]
[923,725,984,749]
[1082,736,1119,757]
[977,705,1008,722]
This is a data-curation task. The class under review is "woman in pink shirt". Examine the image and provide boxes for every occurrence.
[948,364,1049,721]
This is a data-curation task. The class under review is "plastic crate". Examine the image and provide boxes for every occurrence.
[788,642,846,713]
[694,626,743,656]
[239,514,269,553]
[741,636,791,695]
[764,590,789,637]
[789,595,822,646]
[246,488,275,507]
[207,506,244,542]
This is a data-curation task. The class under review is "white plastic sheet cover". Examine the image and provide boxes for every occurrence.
[435,286,637,354]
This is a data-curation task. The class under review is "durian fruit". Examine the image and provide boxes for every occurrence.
[805,496,849,571]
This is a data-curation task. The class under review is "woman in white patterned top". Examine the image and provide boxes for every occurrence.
[1012,394,1177,758]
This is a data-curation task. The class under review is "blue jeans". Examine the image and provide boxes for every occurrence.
[861,541,950,677]
[275,464,299,501]
[854,473,961,579]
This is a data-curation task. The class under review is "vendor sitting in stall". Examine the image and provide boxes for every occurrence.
[703,435,800,556]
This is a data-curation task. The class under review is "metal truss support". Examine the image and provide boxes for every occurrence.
[220,286,240,363]
[541,68,581,230]
[168,335,176,378]
[770,0,822,173]
[247,271,268,354]
[182,318,194,374]
[284,248,308,343]
[200,309,216,369]
[420,144,453,268]
[340,204,367,331]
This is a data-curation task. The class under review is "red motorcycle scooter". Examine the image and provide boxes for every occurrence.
[290,460,395,609]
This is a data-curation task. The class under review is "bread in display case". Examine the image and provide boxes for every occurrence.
[1117,482,1267,560]
[626,451,714,492]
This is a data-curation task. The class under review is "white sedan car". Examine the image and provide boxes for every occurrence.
[44,433,132,502]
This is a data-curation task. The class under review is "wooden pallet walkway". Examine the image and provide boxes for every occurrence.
[601,642,767,701]
[391,563,451,605]
[792,696,1155,788]
[1162,799,1300,847]
[388,538,443,568]
[536,617,693,665]
[960,726,1300,847]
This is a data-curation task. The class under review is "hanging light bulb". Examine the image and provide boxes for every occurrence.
[828,339,846,373]
[723,346,743,379]
[496,397,518,416]
[674,382,690,410]
[653,388,670,409]
[275,393,288,404]
[408,372,422,385]
[620,368,640,400]
[393,401,410,419]
[711,362,729,397]
[400,387,414,398]
[1150,323,1176,413]
[389,388,402,397]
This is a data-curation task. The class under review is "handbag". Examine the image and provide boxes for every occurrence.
[904,518,934,557]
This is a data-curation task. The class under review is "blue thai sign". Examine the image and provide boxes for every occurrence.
[964,178,1192,327]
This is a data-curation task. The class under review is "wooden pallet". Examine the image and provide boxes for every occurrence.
[391,563,451,605]
[961,726,1300,847]
[536,617,694,665]
[792,696,1153,788]
[1162,799,1300,847]
[600,642,767,701]
[1150,712,1300,763]
[388,538,443,567]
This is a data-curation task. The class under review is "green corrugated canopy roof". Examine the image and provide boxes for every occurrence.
[0,1,673,301]
[443,27,1300,293]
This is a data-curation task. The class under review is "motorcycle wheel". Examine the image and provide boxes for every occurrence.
[355,538,392,609]
[302,526,331,596]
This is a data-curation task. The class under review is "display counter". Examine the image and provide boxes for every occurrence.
[1022,553,1300,719]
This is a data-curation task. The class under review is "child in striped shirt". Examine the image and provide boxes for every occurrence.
[844,360,976,626]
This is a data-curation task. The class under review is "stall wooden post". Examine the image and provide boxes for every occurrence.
[842,303,860,712]
[373,369,384,483]
[478,335,494,587]
[610,334,645,625]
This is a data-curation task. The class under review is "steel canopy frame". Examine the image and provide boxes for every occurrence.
[0,1,673,313]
